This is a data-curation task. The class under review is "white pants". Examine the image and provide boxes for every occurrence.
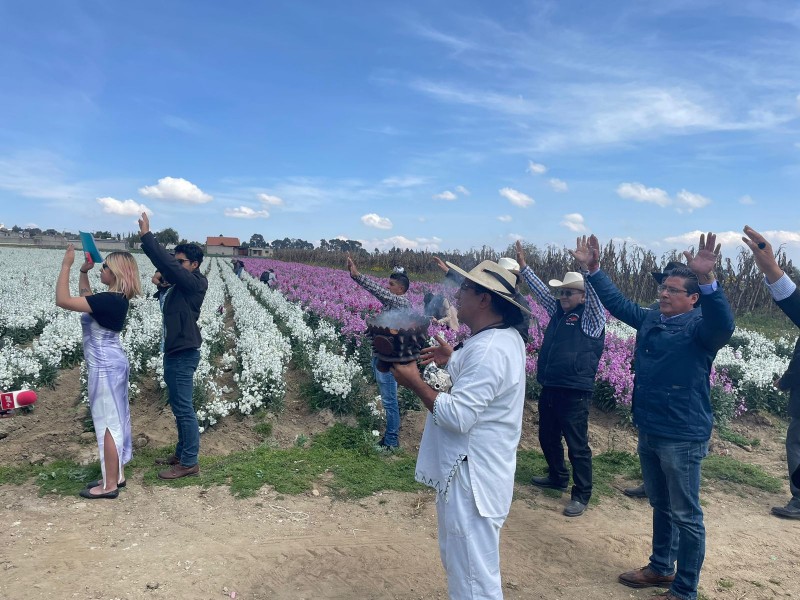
[437,462,506,599]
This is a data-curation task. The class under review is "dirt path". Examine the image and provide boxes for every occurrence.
[1,368,798,599]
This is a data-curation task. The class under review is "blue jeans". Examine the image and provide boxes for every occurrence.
[639,432,708,600]
[372,356,400,447]
[163,349,201,466]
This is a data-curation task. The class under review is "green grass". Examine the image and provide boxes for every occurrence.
[718,427,760,449]
[735,310,795,340]
[0,427,783,501]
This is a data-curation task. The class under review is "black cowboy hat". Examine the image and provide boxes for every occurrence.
[651,260,687,284]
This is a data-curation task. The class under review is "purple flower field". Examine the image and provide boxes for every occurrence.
[243,258,737,413]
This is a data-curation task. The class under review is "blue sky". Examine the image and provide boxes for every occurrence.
[1,1,800,259]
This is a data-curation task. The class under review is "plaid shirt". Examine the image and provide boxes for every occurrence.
[520,266,605,338]
[353,273,411,311]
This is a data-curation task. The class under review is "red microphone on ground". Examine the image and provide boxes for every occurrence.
[0,390,38,414]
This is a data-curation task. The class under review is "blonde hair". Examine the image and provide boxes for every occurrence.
[104,252,142,299]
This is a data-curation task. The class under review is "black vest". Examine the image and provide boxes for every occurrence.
[537,304,605,392]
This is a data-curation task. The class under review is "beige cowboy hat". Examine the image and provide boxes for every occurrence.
[548,271,585,291]
[497,257,520,274]
[445,260,531,314]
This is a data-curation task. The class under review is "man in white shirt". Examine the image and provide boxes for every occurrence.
[392,260,529,599]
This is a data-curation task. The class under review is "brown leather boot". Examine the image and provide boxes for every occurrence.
[158,463,200,480]
[618,566,676,589]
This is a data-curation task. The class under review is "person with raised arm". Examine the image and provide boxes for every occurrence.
[347,253,411,450]
[56,245,141,499]
[585,232,735,600]
[391,260,529,599]
[743,225,800,519]
[516,237,606,517]
[139,213,208,480]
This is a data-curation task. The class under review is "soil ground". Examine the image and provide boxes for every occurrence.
[1,365,798,600]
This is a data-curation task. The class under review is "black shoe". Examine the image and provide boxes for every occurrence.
[563,500,587,517]
[377,438,399,452]
[530,476,568,492]
[86,479,126,489]
[771,504,800,519]
[623,483,647,498]
[79,487,119,500]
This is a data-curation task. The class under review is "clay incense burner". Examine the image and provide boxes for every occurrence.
[365,312,429,372]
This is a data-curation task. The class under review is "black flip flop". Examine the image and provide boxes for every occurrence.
[79,487,119,500]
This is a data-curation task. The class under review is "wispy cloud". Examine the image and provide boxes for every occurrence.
[224,206,270,219]
[361,213,393,230]
[617,182,712,213]
[739,195,755,205]
[497,215,512,222]
[258,193,284,206]
[455,185,470,195]
[561,213,586,232]
[527,161,547,175]
[139,177,213,204]
[433,190,457,200]
[382,175,429,187]
[97,197,152,217]
[616,182,671,207]
[359,235,442,251]
[549,178,568,192]
[499,187,534,207]
[162,115,201,135]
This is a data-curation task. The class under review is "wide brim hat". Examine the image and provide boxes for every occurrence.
[652,261,686,284]
[548,271,585,291]
[497,257,521,274]
[445,260,531,315]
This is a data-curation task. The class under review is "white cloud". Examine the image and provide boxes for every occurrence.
[497,215,512,222]
[549,178,568,192]
[507,233,523,241]
[616,182,671,207]
[361,213,393,230]
[663,230,743,248]
[361,235,442,251]
[381,175,429,187]
[561,213,586,232]
[224,206,270,219]
[97,197,152,217]
[527,161,547,175]
[499,187,534,207]
[455,185,470,195]
[139,177,212,204]
[674,190,711,213]
[257,193,284,206]
[433,190,458,200]
[739,195,755,205]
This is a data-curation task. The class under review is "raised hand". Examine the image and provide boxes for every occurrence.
[419,334,453,367]
[683,231,720,283]
[62,243,76,268]
[742,225,783,283]
[515,240,527,270]
[569,235,597,270]
[138,212,150,236]
[80,252,94,274]
[346,253,359,278]
[432,256,449,274]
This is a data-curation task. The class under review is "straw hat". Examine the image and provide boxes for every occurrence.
[445,260,531,314]
[548,271,585,291]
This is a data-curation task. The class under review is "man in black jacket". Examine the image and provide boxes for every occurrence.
[139,213,208,480]
[743,226,800,519]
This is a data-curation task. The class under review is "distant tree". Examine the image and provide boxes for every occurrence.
[241,241,250,250]
[11,225,21,232]
[43,228,59,236]
[93,230,112,239]
[249,233,268,248]
[272,238,290,250]
[27,227,42,237]
[154,228,179,246]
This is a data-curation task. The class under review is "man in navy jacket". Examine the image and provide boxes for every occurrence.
[743,226,800,519]
[139,213,208,480]
[583,232,734,600]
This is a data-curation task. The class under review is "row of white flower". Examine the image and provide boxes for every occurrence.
[241,271,366,401]
[218,261,292,417]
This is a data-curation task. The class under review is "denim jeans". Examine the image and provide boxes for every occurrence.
[372,356,400,447]
[538,386,593,504]
[163,349,201,466]
[638,432,708,600]
[787,416,800,506]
